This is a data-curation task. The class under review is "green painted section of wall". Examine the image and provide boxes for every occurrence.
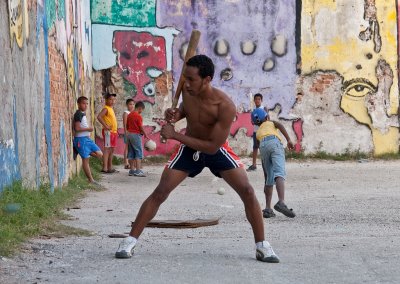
[46,0,57,29]
[91,0,156,27]
[58,0,65,20]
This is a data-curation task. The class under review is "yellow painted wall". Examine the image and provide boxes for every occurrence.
[301,0,399,155]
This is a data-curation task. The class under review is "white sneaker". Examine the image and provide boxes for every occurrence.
[134,170,146,177]
[115,236,137,258]
[256,241,280,263]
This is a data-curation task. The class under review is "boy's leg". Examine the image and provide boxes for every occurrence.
[247,133,258,171]
[129,168,188,237]
[124,144,129,167]
[128,159,135,170]
[221,168,279,262]
[91,151,103,159]
[107,147,114,170]
[82,158,94,182]
[273,176,295,217]
[252,149,258,167]
[102,148,110,171]
[275,177,285,203]
[264,185,274,209]
[220,168,265,242]
[135,159,141,171]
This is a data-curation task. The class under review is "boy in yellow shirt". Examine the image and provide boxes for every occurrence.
[256,114,296,218]
[97,93,118,173]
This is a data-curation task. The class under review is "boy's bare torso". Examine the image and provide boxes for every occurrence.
[182,88,235,141]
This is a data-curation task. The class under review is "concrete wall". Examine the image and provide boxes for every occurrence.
[1,0,399,190]
[91,0,400,157]
[0,0,93,192]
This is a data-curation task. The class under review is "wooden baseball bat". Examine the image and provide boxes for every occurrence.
[161,30,201,143]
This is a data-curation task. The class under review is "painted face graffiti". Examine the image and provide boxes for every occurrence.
[113,31,167,104]
[301,0,399,155]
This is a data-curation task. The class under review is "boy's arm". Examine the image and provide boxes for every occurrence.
[263,106,269,119]
[272,120,294,150]
[165,103,186,123]
[123,112,128,134]
[139,125,149,139]
[97,108,111,130]
[74,121,93,133]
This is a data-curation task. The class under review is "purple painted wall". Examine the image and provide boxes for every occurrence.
[157,0,297,116]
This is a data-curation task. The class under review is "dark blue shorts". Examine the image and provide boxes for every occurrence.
[166,143,243,178]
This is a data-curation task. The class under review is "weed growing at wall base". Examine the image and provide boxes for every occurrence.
[0,164,101,257]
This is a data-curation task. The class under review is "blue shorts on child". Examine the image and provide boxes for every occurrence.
[259,135,286,186]
[73,136,100,159]
[127,133,143,160]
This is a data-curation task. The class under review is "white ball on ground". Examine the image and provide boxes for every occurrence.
[217,187,225,195]
[145,139,157,151]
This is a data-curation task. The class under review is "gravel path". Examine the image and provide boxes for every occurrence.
[1,160,400,284]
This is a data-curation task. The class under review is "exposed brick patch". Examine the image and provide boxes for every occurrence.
[48,37,74,186]
[309,73,336,94]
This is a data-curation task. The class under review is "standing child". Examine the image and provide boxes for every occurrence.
[247,93,269,171]
[123,99,135,169]
[256,114,296,218]
[126,101,149,177]
[73,96,103,184]
[97,93,118,173]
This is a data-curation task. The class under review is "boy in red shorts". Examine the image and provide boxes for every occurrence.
[97,93,118,173]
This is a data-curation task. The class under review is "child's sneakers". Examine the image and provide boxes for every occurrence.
[134,170,146,177]
[274,201,296,218]
[256,241,280,263]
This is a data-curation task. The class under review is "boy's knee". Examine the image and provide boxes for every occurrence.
[150,184,174,204]
[151,190,169,204]
[239,184,256,201]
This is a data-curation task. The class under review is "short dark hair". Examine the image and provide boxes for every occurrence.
[126,98,134,105]
[186,55,215,79]
[104,93,117,99]
[254,93,263,100]
[135,101,145,109]
[77,96,88,103]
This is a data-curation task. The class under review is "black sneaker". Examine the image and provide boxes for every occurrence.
[274,202,296,218]
[246,165,257,172]
[262,208,276,218]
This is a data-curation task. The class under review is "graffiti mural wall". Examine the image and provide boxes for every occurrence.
[91,0,399,157]
[299,0,399,155]
[0,0,93,191]
[1,0,399,190]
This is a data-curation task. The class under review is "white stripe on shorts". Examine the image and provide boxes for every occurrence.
[168,144,185,168]
[219,147,239,168]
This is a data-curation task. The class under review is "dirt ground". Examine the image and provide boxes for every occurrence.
[1,159,400,284]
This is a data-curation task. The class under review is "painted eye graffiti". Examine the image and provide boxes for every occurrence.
[342,79,376,99]
[143,82,155,97]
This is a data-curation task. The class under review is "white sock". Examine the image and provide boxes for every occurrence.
[127,236,137,244]
[256,240,270,249]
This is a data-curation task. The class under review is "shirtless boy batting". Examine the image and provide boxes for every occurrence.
[115,55,280,263]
